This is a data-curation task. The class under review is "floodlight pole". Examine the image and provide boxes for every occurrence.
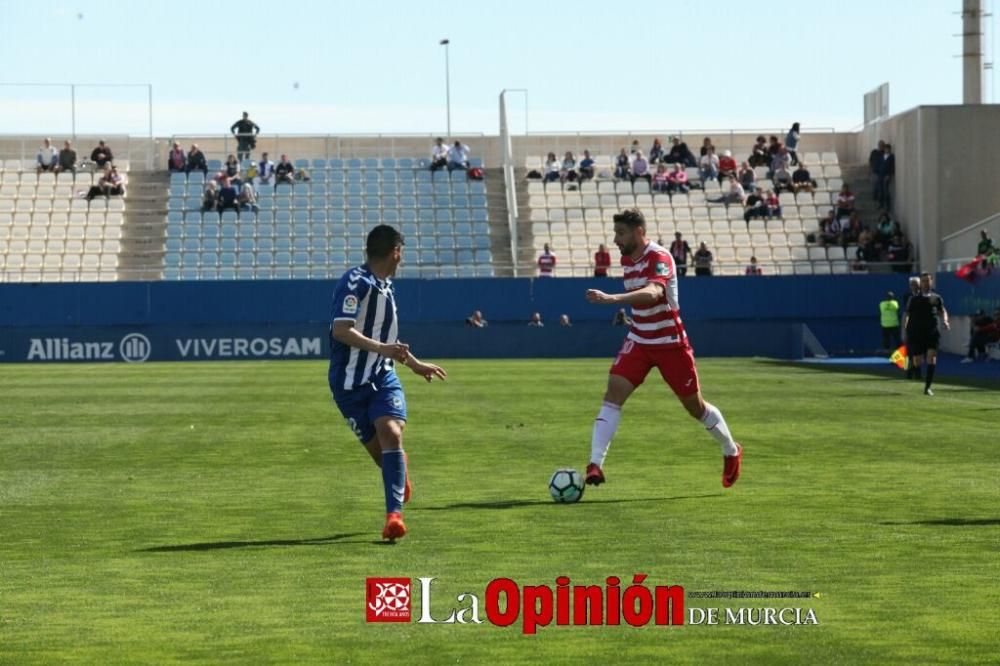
[440,39,451,137]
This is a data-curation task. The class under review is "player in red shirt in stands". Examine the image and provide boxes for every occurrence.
[583,209,743,488]
[594,243,611,277]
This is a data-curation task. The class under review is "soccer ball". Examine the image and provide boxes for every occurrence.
[549,468,584,503]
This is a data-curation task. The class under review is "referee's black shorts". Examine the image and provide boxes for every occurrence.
[907,329,940,356]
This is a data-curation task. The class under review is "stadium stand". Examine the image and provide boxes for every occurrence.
[0,160,126,282]
[161,158,494,280]
[520,150,853,276]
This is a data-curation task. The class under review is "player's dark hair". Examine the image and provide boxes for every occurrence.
[612,208,646,229]
[919,271,931,279]
[366,225,404,259]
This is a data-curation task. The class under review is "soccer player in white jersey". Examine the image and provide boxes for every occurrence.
[584,209,743,488]
[329,225,447,541]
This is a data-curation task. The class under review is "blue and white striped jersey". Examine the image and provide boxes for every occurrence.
[328,264,400,393]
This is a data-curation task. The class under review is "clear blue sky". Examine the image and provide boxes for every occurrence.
[0,0,994,136]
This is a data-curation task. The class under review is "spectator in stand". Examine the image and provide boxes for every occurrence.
[835,183,856,219]
[544,152,562,183]
[86,165,125,201]
[652,163,671,193]
[738,161,756,192]
[612,308,632,326]
[876,211,896,241]
[594,243,612,277]
[718,150,738,184]
[631,151,651,185]
[275,154,295,184]
[578,150,595,181]
[854,228,877,270]
[201,180,218,213]
[90,140,113,168]
[744,187,768,225]
[694,242,714,276]
[629,140,641,155]
[764,189,781,219]
[745,256,763,276]
[230,111,260,162]
[223,154,242,187]
[670,232,693,276]
[649,138,666,164]
[869,140,886,199]
[528,312,544,327]
[430,137,449,171]
[538,243,556,277]
[792,162,815,194]
[238,180,258,213]
[699,137,715,156]
[465,310,488,327]
[561,151,578,184]
[879,291,901,351]
[749,135,770,167]
[559,314,573,327]
[886,234,912,273]
[843,211,863,244]
[877,143,895,210]
[36,138,59,173]
[770,146,791,177]
[977,229,995,256]
[167,141,186,173]
[772,164,793,193]
[819,211,842,246]
[666,163,690,194]
[217,176,239,214]
[961,308,1000,362]
[666,136,696,167]
[186,144,208,176]
[256,152,276,186]
[785,122,801,165]
[710,177,746,206]
[698,147,719,188]
[767,135,781,158]
[56,140,77,175]
[447,141,470,172]
[614,148,631,180]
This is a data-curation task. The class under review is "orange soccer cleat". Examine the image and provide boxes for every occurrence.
[585,463,606,486]
[382,512,407,541]
[722,443,743,488]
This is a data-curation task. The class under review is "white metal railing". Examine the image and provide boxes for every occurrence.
[939,210,1000,266]
[499,91,520,277]
[0,134,152,170]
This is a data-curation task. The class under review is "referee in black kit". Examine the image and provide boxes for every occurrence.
[902,272,950,396]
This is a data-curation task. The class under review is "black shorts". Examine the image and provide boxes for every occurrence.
[907,329,940,356]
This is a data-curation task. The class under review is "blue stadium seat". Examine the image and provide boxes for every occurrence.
[454,222,473,236]
[311,182,328,196]
[432,171,450,183]
[188,172,205,185]
[363,158,378,170]
[170,172,186,185]
[329,250,347,265]
[347,158,362,169]
[457,265,477,278]
[169,184,186,197]
[183,238,200,252]
[329,182,346,195]
[220,223,236,238]
[163,267,181,280]
[347,236,364,250]
[183,223,200,238]
[419,250,437,264]
[418,183,434,196]
[417,209,434,223]
[275,183,293,196]
[416,170,432,183]
[293,238,310,252]
[432,182,450,195]
[469,157,483,168]
[365,211,381,225]
[434,196,452,209]
[475,250,493,263]
[166,223,183,238]
[255,267,273,279]
[363,196,380,209]
[399,196,416,209]
[473,222,490,237]
[456,249,474,264]
[328,237,347,252]
[221,238,238,253]
[472,210,488,223]
[165,251,182,266]
[474,236,490,250]
[311,250,327,266]
[293,211,309,225]
[400,210,417,223]
[165,238,182,252]
[383,196,399,209]
[257,197,273,212]
[275,237,292,252]
[292,196,309,209]
[439,266,458,278]
[418,235,437,250]
[236,267,255,280]
[383,183,398,196]
[237,222,255,238]
[434,210,453,224]
[456,236,474,250]
[347,196,364,209]
[347,171,363,184]
[438,237,456,251]
[348,250,365,264]
[398,158,414,169]
[238,238,255,253]
[470,182,486,195]
[257,251,274,267]
[383,210,400,224]
[311,159,327,169]
[207,159,222,171]
[275,197,292,210]
[273,266,291,279]
[347,182,363,196]
[275,211,292,225]
[310,195,326,209]
[329,210,346,224]
[417,196,434,209]
[471,196,487,208]
[200,251,219,268]
[382,171,398,183]
[380,158,396,169]
[181,250,199,265]
[329,158,345,169]
[435,222,454,236]
[417,159,431,169]
[293,223,310,237]
[438,251,456,265]
[221,211,238,225]
[363,182,380,196]
[295,159,309,168]
[476,266,494,278]
[329,196,346,209]
[453,195,470,208]
[401,223,419,238]
[347,210,363,224]
[167,197,185,212]
[258,225,275,239]
[311,210,328,224]
[202,238,220,252]
[399,182,416,195]
[452,183,468,195]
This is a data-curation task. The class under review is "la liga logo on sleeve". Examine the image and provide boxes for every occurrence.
[366,577,412,622]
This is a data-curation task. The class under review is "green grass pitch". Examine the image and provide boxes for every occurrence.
[1,359,997,664]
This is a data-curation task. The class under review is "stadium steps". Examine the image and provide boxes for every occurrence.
[483,167,514,276]
[514,168,538,274]
[120,171,169,280]
[840,163,893,274]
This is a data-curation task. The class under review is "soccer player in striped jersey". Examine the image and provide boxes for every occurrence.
[329,225,447,541]
[583,209,743,488]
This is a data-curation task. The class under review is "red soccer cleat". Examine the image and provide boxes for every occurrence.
[585,463,606,486]
[403,451,411,503]
[722,443,743,488]
[382,512,407,541]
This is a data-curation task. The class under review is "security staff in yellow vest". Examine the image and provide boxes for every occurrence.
[879,291,901,351]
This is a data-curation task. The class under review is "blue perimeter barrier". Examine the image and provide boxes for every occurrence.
[0,273,996,363]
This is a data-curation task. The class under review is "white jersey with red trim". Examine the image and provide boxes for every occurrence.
[621,241,689,348]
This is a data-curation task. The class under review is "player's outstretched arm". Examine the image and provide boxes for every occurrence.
[400,349,447,383]
[331,320,409,362]
[586,283,664,307]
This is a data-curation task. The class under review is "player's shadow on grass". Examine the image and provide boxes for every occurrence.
[879,518,1000,527]
[136,532,369,552]
[415,494,720,511]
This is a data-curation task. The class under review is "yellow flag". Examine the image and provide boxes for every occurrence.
[889,345,908,370]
